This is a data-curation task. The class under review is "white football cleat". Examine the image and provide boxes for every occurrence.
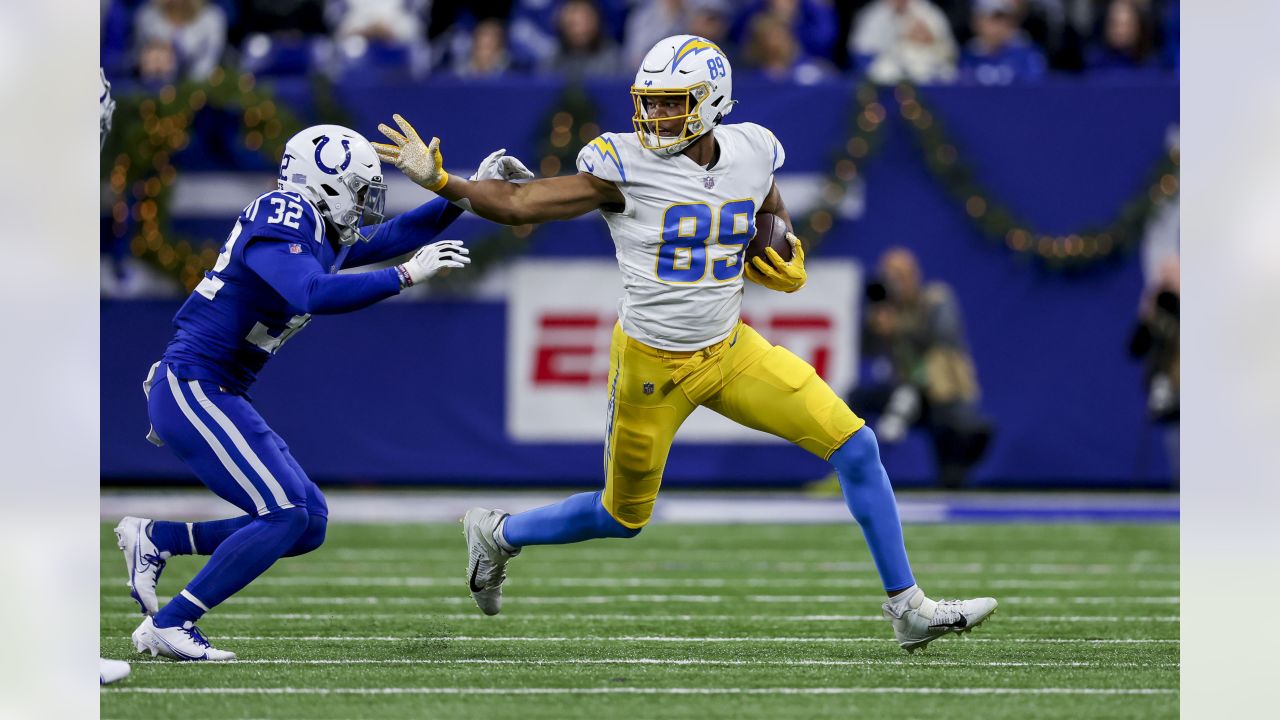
[115,516,167,616]
[132,616,236,662]
[883,590,998,653]
[462,507,518,616]
[99,657,131,685]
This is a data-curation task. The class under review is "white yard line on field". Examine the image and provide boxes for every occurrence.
[107,549,1180,575]
[123,657,1179,669]
[103,634,1179,644]
[104,686,1178,696]
[99,575,1178,591]
[102,594,1179,606]
[112,612,1179,623]
[318,548,1177,559]
[309,551,1178,574]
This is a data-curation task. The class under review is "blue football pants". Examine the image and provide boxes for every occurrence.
[145,363,327,616]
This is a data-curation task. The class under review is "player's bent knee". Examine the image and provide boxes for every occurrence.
[264,505,311,542]
[601,513,643,538]
[594,493,647,537]
[285,513,328,557]
[832,427,883,476]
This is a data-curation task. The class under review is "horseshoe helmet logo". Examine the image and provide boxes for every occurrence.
[314,136,352,175]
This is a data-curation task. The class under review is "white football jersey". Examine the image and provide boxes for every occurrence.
[576,122,786,351]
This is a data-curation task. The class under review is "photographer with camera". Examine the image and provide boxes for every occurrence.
[1129,254,1179,477]
[852,247,994,489]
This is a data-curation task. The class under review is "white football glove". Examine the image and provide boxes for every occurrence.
[395,240,471,287]
[470,148,534,182]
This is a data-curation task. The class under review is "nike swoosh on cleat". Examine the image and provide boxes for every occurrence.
[132,543,143,587]
[152,630,206,661]
[468,559,484,593]
[929,615,968,630]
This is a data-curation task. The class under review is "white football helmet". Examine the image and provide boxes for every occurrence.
[278,124,387,246]
[100,68,116,151]
[631,35,736,156]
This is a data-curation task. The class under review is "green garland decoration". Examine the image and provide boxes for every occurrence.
[103,67,307,291]
[894,83,1179,269]
[105,72,1175,289]
[431,82,603,291]
[794,82,890,252]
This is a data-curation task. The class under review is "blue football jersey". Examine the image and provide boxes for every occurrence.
[163,191,343,394]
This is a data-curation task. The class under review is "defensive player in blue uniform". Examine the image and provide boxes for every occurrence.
[114,124,531,661]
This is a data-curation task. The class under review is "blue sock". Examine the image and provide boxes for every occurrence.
[151,517,255,556]
[830,427,916,592]
[154,507,309,627]
[153,593,205,628]
[152,517,253,556]
[157,515,322,557]
[149,521,193,556]
[502,491,640,548]
[192,516,253,554]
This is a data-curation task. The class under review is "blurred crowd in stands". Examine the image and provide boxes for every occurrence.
[102,0,1179,86]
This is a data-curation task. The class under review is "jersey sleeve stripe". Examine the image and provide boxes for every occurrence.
[767,129,782,172]
[590,137,627,182]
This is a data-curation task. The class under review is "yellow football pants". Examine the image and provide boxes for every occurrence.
[601,321,865,529]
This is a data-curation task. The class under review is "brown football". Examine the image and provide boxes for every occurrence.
[746,211,793,267]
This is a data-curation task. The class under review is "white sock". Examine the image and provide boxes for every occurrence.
[888,584,923,611]
[493,516,518,554]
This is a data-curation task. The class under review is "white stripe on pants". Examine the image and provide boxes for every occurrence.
[164,371,271,516]
[187,380,294,512]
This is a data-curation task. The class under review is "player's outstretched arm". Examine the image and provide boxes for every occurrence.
[346,197,463,268]
[347,147,534,268]
[245,237,469,314]
[747,181,808,293]
[449,173,621,225]
[372,114,622,226]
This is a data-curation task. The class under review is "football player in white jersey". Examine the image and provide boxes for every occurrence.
[374,35,997,652]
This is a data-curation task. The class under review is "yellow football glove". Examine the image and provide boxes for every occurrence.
[371,113,449,192]
[745,232,807,293]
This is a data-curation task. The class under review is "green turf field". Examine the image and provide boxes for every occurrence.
[100,520,1179,718]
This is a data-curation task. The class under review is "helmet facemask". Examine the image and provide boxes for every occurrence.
[631,81,712,156]
[321,172,387,246]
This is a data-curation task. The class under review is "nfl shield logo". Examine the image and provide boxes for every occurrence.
[642,382,655,395]
[703,176,716,190]
[288,243,302,254]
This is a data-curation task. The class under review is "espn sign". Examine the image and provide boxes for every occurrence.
[531,313,837,386]
[508,259,862,442]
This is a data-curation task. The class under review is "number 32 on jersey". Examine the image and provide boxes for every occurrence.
[655,199,756,284]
